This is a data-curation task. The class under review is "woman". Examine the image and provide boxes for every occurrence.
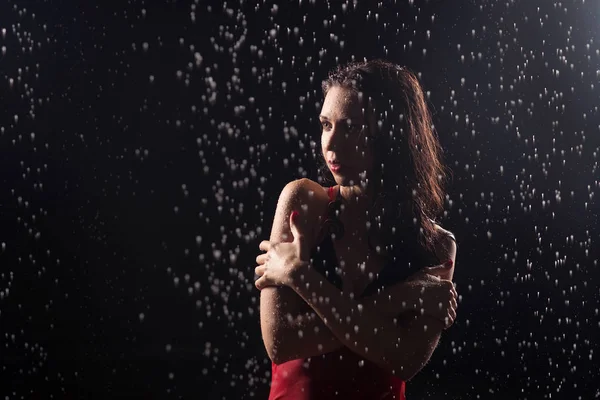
[254,59,458,399]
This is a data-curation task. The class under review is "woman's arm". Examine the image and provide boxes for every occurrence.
[259,178,457,367]
[288,234,457,381]
[259,178,343,364]
[266,275,428,365]
[259,178,425,364]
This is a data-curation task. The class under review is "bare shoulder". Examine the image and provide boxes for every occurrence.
[273,178,330,244]
[433,223,457,246]
[283,178,329,201]
[280,178,330,213]
[432,223,458,279]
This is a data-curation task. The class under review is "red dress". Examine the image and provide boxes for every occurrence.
[266,185,443,400]
[268,347,406,399]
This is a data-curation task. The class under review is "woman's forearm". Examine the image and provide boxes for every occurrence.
[289,263,434,379]
[260,286,343,364]
[272,301,345,363]
[359,279,422,319]
[261,277,420,364]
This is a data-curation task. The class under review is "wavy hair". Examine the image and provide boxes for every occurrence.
[318,59,452,260]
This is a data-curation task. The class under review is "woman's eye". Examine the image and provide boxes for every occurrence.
[320,121,361,133]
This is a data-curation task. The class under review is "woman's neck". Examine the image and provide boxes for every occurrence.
[337,184,385,248]
[338,184,374,216]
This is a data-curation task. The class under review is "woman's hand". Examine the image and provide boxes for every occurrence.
[405,261,458,329]
[254,211,310,290]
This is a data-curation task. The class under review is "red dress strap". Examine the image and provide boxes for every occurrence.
[314,186,343,244]
[327,185,336,202]
[320,185,338,221]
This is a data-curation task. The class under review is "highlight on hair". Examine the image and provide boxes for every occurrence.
[318,58,452,259]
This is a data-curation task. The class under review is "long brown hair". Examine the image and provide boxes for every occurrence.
[319,59,451,261]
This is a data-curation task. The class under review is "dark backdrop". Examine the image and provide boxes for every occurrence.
[0,0,598,399]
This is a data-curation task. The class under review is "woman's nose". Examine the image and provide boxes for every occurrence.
[325,126,347,150]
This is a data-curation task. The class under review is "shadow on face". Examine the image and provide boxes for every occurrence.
[319,85,375,187]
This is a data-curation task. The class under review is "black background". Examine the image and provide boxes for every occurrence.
[0,0,599,399]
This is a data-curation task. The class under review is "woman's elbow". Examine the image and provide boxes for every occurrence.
[265,346,281,364]
[399,365,420,382]
[393,322,443,381]
[260,323,290,365]
[260,324,277,361]
[390,357,425,382]
[263,338,293,365]
[388,360,417,383]
[270,352,293,366]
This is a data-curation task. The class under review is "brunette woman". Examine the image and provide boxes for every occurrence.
[255,59,458,399]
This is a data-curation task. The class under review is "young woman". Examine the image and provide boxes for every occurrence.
[254,59,458,399]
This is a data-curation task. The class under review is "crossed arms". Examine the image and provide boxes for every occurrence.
[258,179,457,381]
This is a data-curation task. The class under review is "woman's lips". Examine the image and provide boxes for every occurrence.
[329,162,343,172]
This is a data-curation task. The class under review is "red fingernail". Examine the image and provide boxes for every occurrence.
[445,260,453,266]
[291,210,299,221]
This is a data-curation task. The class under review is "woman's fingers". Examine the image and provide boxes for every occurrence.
[255,265,265,276]
[442,310,453,329]
[441,287,458,329]
[442,279,458,308]
[255,271,279,291]
[255,276,265,290]
[448,307,457,324]
[442,279,454,290]
[256,253,268,265]
[421,278,458,328]
[255,272,272,291]
[444,317,452,329]
[256,240,271,265]
[444,305,456,328]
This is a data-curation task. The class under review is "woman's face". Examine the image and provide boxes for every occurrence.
[320,85,374,186]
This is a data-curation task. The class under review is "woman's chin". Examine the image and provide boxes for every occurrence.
[330,168,371,187]
[334,176,358,186]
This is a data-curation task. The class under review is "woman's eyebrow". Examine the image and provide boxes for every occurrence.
[319,115,362,122]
